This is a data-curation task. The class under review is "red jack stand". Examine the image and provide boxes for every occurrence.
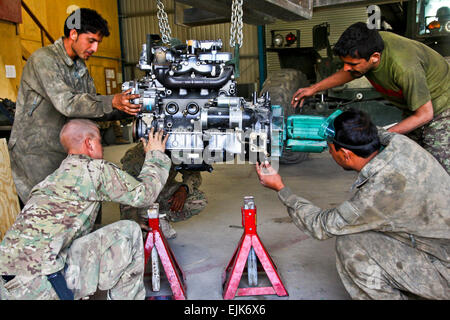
[222,196,288,299]
[144,204,187,300]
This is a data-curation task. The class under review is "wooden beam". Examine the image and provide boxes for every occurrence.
[245,0,313,20]
[181,8,230,27]
[21,0,54,44]
[0,139,20,241]
[175,0,276,25]
[313,0,403,8]
[0,0,22,24]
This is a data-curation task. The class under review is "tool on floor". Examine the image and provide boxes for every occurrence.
[222,196,288,299]
[144,204,186,300]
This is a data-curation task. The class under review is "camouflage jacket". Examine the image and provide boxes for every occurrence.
[278,130,450,263]
[0,150,171,276]
[8,37,114,180]
[121,142,202,195]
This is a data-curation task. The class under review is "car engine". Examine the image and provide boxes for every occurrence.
[122,37,284,171]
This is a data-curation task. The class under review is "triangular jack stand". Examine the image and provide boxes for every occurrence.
[222,196,288,299]
[144,204,186,300]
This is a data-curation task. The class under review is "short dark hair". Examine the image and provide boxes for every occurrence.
[64,8,110,38]
[333,22,384,60]
[333,108,380,158]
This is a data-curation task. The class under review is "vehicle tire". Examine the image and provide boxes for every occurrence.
[261,69,310,164]
[102,126,116,145]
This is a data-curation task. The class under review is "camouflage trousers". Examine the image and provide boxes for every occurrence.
[120,183,208,225]
[0,220,145,300]
[335,231,450,300]
[407,108,450,174]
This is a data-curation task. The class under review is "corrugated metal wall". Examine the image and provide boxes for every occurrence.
[120,1,371,85]
[265,4,369,74]
[119,0,259,85]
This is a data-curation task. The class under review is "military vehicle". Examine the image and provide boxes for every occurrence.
[261,0,449,164]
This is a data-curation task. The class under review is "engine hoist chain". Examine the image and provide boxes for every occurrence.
[230,0,244,48]
[156,0,172,44]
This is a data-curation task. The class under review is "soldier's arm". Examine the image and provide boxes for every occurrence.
[292,69,355,108]
[255,162,368,240]
[277,186,389,240]
[29,54,114,118]
[96,150,171,207]
[387,100,434,134]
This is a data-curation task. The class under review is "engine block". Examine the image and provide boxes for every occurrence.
[122,37,284,170]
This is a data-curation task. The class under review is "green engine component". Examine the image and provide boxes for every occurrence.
[270,104,286,158]
[284,109,343,153]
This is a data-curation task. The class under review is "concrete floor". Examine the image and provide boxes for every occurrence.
[102,143,356,300]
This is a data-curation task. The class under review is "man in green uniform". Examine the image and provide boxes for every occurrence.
[256,109,449,299]
[120,142,208,239]
[0,119,171,300]
[9,8,141,203]
[292,22,450,173]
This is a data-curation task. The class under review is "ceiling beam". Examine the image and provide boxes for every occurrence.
[175,0,313,25]
[176,0,276,25]
[313,0,405,9]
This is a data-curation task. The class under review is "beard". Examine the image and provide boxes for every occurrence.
[83,53,93,60]
[350,70,365,78]
[71,40,93,60]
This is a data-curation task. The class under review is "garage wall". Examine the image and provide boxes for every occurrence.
[265,4,370,74]
[0,0,122,100]
[0,21,23,101]
[119,0,259,85]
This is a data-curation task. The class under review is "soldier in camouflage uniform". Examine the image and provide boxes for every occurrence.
[256,109,450,299]
[0,119,171,300]
[120,142,207,239]
[8,8,141,204]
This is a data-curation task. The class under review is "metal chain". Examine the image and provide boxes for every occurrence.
[156,0,172,44]
[230,0,244,48]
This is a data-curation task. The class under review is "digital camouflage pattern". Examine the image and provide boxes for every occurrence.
[119,142,207,224]
[1,221,145,300]
[0,150,171,299]
[278,130,450,299]
[8,37,115,203]
[407,108,450,174]
[336,231,450,299]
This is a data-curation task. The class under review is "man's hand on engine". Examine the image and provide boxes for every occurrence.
[291,86,316,108]
[255,161,285,192]
[112,88,141,115]
[142,127,169,153]
[168,186,188,213]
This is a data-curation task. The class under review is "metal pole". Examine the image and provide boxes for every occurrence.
[257,25,267,90]
[117,0,126,80]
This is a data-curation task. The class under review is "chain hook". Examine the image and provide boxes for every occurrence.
[230,0,244,48]
[156,0,172,44]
